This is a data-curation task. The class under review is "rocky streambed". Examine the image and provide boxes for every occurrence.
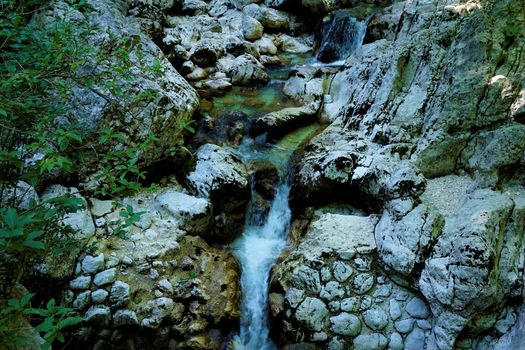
[5,0,525,349]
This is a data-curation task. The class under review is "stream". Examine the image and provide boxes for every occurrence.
[199,12,370,349]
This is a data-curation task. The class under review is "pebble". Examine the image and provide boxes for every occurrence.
[91,289,109,304]
[389,332,404,350]
[110,281,130,308]
[363,307,389,330]
[389,299,402,320]
[405,327,426,350]
[330,312,361,336]
[333,261,353,282]
[85,305,111,327]
[73,291,91,309]
[158,279,173,294]
[405,297,430,318]
[395,318,415,333]
[70,276,91,290]
[353,333,388,350]
[82,254,105,274]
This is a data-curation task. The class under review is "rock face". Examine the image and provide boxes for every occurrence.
[32,0,199,166]
[187,144,250,242]
[63,187,241,349]
[277,1,525,349]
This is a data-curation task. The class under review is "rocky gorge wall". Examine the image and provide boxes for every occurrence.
[3,0,525,349]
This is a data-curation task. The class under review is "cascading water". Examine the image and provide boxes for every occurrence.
[315,10,369,63]
[232,183,291,350]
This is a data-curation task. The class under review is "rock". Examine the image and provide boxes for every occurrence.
[363,307,389,331]
[255,36,277,55]
[269,293,285,317]
[181,0,208,15]
[157,279,173,294]
[285,288,305,308]
[33,0,198,167]
[275,34,311,53]
[113,309,139,327]
[330,313,361,336]
[189,39,226,67]
[420,189,523,349]
[85,305,111,327]
[91,289,109,304]
[243,4,292,31]
[0,181,39,210]
[405,327,426,350]
[353,333,388,350]
[81,254,105,274]
[251,104,319,140]
[405,297,430,319]
[110,281,130,308]
[224,54,269,85]
[70,276,91,290]
[141,297,174,329]
[153,189,212,235]
[332,261,352,282]
[352,273,374,295]
[89,199,113,217]
[319,281,345,300]
[395,318,415,334]
[375,203,442,278]
[295,297,328,332]
[93,268,117,286]
[73,291,91,309]
[242,16,263,41]
[389,299,402,320]
[389,332,404,350]
[290,266,321,294]
[187,144,249,214]
[185,66,208,80]
[511,89,525,122]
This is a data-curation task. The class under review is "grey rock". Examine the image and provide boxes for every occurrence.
[405,297,430,319]
[333,261,353,282]
[330,312,361,336]
[311,332,328,342]
[395,318,415,334]
[157,279,173,294]
[290,266,321,294]
[389,332,404,350]
[113,309,138,327]
[93,268,117,286]
[90,199,113,217]
[353,333,388,350]
[417,319,432,330]
[363,307,389,331]
[405,327,426,350]
[73,291,91,309]
[141,297,174,329]
[327,337,345,350]
[153,189,212,235]
[81,254,105,274]
[353,273,374,295]
[110,281,130,308]
[251,104,319,140]
[85,305,111,327]
[0,181,39,210]
[285,288,305,308]
[295,297,328,332]
[70,276,91,290]
[389,299,402,320]
[91,289,109,304]
[340,297,359,312]
[242,16,263,41]
[320,267,332,282]
[320,281,345,300]
[225,54,269,85]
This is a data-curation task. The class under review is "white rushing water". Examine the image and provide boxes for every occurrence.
[232,182,292,350]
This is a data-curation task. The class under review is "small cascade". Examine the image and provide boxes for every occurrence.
[315,10,368,63]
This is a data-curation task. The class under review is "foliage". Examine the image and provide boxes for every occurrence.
[0,292,83,350]
[110,203,146,238]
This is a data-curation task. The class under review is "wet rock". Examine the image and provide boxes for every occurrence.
[242,15,263,41]
[251,104,319,140]
[189,39,226,67]
[285,288,305,309]
[185,66,208,80]
[389,332,404,350]
[290,266,321,294]
[275,34,311,53]
[224,54,269,85]
[255,36,277,55]
[73,291,91,309]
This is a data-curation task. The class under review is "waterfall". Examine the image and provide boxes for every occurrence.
[232,183,291,350]
[315,10,368,63]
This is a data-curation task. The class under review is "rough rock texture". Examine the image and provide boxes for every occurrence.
[63,186,240,349]
[277,1,525,349]
[251,104,319,140]
[186,144,250,242]
[33,0,199,167]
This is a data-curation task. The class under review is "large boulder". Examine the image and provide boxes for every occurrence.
[250,104,319,140]
[221,54,269,85]
[32,0,199,167]
[419,189,525,349]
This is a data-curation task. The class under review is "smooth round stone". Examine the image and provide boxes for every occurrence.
[405,327,426,350]
[395,318,415,333]
[405,297,430,318]
[389,332,404,350]
[91,289,109,304]
[353,333,388,350]
[352,273,374,294]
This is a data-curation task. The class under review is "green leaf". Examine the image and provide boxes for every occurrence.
[23,240,46,250]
